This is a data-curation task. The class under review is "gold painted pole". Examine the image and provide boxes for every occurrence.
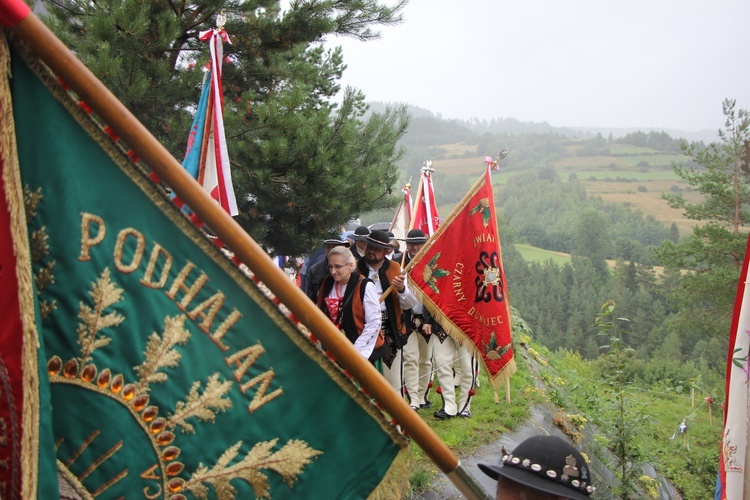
[6,8,491,499]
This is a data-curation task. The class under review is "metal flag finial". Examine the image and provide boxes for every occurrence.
[422,160,435,174]
[216,11,227,31]
[496,148,509,162]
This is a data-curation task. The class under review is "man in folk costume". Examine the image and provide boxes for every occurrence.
[401,229,436,410]
[357,230,418,393]
[348,225,370,260]
[431,322,476,419]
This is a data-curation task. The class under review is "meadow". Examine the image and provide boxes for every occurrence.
[428,141,702,236]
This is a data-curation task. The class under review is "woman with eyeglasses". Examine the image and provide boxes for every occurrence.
[315,246,385,361]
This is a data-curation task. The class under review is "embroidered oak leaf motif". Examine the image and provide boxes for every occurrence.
[422,253,450,293]
[25,186,57,318]
[23,185,43,217]
[134,314,191,392]
[77,267,124,369]
[469,198,491,227]
[168,373,233,434]
[29,226,49,262]
[184,438,323,499]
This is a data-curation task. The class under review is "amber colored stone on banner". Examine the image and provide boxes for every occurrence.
[162,446,180,461]
[133,394,149,411]
[122,383,136,400]
[110,374,124,393]
[166,462,184,476]
[47,356,62,376]
[81,364,97,382]
[168,477,184,493]
[97,368,111,388]
[63,359,79,379]
[142,406,159,422]
[150,417,166,434]
[157,431,175,446]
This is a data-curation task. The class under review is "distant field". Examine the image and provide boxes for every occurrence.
[432,153,488,176]
[570,170,681,181]
[426,143,702,237]
[513,243,666,275]
[514,244,571,266]
[553,154,684,169]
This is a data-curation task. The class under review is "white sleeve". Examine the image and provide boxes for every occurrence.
[396,277,419,310]
[353,281,381,359]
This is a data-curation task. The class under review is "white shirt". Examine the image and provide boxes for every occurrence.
[326,280,381,359]
[365,263,418,312]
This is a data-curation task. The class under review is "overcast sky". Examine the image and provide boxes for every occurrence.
[324,0,750,132]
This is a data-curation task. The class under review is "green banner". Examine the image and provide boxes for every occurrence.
[7,39,404,499]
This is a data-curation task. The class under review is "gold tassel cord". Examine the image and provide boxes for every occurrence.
[0,29,42,500]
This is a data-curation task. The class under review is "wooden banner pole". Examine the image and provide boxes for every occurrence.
[5,6,491,500]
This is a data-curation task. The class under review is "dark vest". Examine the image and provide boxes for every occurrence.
[356,258,407,347]
[317,272,366,345]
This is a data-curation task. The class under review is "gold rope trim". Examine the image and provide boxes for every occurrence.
[367,446,409,500]
[0,29,41,500]
[7,33,406,446]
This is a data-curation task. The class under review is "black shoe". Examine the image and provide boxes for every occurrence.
[410,405,420,412]
[420,401,432,409]
[458,409,472,418]
[434,409,455,420]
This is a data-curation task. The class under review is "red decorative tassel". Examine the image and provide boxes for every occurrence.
[436,386,442,395]
[56,76,69,90]
[469,388,477,397]
[126,149,139,163]
[78,100,93,114]
[103,125,119,141]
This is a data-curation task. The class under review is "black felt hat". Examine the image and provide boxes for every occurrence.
[323,237,349,247]
[478,435,594,499]
[364,229,393,250]
[403,228,428,244]
[348,225,370,242]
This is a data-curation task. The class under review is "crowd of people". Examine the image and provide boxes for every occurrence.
[302,225,477,420]
[301,225,597,498]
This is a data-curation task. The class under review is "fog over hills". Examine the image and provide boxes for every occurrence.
[368,102,718,145]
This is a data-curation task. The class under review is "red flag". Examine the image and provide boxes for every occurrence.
[717,234,750,498]
[412,162,440,236]
[407,163,515,389]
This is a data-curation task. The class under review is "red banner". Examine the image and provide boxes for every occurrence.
[407,164,515,389]
[412,167,440,236]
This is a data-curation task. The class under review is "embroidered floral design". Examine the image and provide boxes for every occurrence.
[25,185,57,319]
[421,253,450,294]
[469,197,492,227]
[723,427,743,472]
[483,332,511,360]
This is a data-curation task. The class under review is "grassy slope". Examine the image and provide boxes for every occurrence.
[399,340,718,499]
